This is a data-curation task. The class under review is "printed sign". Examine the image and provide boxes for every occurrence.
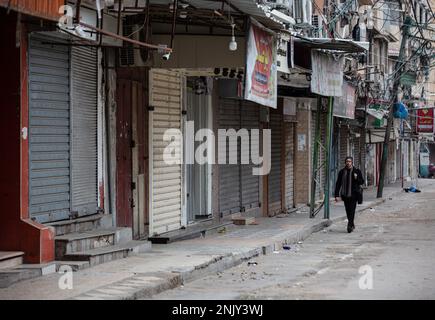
[245,19,277,109]
[417,108,434,133]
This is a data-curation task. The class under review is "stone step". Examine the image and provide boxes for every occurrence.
[0,263,56,288]
[0,251,24,270]
[45,213,104,236]
[55,228,125,259]
[60,240,152,267]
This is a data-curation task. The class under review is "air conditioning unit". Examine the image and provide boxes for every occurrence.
[294,0,312,25]
[119,21,152,67]
[311,14,321,37]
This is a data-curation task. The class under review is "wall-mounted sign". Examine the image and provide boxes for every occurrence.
[310,50,344,97]
[245,18,277,109]
[334,81,356,119]
[417,108,434,133]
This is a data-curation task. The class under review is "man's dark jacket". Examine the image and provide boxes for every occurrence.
[334,167,365,199]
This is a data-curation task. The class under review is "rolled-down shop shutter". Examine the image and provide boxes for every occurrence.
[218,98,241,215]
[284,122,295,210]
[311,110,326,202]
[240,101,260,211]
[70,46,98,217]
[269,108,283,215]
[28,34,71,223]
[149,69,183,235]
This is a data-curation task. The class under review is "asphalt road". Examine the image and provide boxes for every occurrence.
[150,181,435,300]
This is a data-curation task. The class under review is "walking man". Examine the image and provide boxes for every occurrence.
[334,156,365,233]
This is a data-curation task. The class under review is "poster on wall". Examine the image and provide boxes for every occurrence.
[245,18,277,109]
[334,81,356,119]
[417,108,434,133]
[311,50,344,97]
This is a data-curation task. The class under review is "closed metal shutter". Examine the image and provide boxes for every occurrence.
[269,109,282,215]
[240,101,260,211]
[284,122,295,210]
[149,69,182,235]
[311,111,326,201]
[218,98,241,215]
[70,46,98,217]
[28,34,71,223]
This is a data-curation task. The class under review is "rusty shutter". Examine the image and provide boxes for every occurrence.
[269,108,283,215]
[284,121,295,210]
[149,69,183,235]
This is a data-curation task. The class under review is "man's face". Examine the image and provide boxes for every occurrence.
[345,159,353,169]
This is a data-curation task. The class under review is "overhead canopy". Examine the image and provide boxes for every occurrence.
[294,37,369,53]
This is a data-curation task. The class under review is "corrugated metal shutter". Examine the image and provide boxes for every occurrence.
[149,69,182,235]
[28,34,71,223]
[312,111,326,201]
[269,109,282,215]
[70,46,98,217]
[218,98,241,215]
[240,101,260,211]
[284,122,295,210]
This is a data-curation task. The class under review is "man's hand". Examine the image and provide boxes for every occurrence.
[335,197,339,202]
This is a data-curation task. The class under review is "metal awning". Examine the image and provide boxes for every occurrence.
[149,0,285,30]
[294,37,369,53]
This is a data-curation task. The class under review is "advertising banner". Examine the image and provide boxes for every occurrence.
[245,19,277,109]
[417,108,434,133]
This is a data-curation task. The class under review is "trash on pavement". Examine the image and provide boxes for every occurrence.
[247,261,258,266]
[369,208,375,212]
[282,245,291,250]
[297,241,303,244]
[273,250,280,254]
[404,185,421,193]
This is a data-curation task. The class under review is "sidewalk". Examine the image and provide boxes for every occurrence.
[0,181,418,300]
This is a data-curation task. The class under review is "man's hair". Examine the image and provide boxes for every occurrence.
[345,156,353,163]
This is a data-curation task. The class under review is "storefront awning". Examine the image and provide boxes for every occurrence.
[294,37,369,53]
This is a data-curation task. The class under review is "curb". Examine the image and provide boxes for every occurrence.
[69,192,397,300]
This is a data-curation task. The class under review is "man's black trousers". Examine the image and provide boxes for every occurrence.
[343,196,357,227]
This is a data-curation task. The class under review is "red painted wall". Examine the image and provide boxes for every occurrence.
[0,9,54,263]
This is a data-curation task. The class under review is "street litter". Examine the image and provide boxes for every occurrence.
[273,250,280,254]
[369,208,375,212]
[297,241,303,244]
[282,245,291,250]
[247,261,258,266]
[404,186,421,193]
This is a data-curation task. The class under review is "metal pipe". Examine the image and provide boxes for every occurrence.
[324,96,334,220]
[79,21,172,52]
[169,0,178,50]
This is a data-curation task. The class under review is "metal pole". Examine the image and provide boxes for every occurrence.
[377,15,411,198]
[310,98,322,218]
[324,96,334,220]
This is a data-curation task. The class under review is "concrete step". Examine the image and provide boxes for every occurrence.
[0,263,56,288]
[0,251,24,270]
[59,240,152,267]
[45,213,104,236]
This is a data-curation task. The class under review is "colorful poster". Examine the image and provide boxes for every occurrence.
[417,108,434,133]
[310,50,344,97]
[334,81,356,119]
[245,19,277,109]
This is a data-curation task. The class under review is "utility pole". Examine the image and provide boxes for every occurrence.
[377,14,412,198]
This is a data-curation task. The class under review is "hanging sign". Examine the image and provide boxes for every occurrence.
[310,50,344,97]
[417,108,434,133]
[334,81,356,119]
[245,18,277,109]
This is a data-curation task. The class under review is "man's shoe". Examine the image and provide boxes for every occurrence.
[347,225,353,233]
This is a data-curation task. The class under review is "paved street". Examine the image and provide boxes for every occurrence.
[150,180,435,300]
